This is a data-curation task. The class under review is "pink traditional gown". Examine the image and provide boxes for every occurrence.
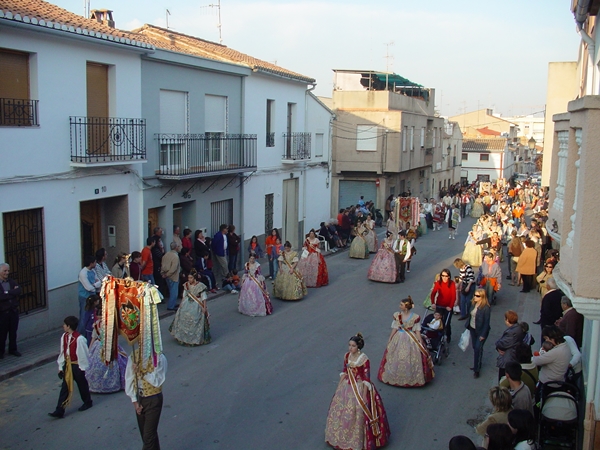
[296,238,329,287]
[378,312,434,387]
[238,262,273,316]
[367,238,397,283]
[325,352,390,450]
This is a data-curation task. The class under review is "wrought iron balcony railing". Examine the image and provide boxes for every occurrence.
[282,132,311,161]
[156,133,257,179]
[266,132,275,147]
[0,98,39,126]
[70,117,146,164]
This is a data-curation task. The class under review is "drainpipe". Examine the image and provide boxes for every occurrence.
[574,0,597,93]
[586,320,599,405]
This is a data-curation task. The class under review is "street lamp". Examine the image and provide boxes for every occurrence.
[528,137,536,153]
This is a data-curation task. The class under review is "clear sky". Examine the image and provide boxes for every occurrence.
[52,0,579,117]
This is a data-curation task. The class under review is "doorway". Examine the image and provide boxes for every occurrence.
[80,200,101,264]
[282,178,299,248]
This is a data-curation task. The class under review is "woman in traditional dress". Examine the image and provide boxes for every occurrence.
[386,212,398,238]
[470,196,484,218]
[169,269,211,345]
[238,253,273,316]
[325,333,391,450]
[296,229,329,287]
[432,201,445,231]
[364,214,378,253]
[367,232,397,283]
[462,231,483,267]
[273,242,307,301]
[349,222,369,259]
[86,305,127,393]
[378,297,434,387]
[478,251,502,305]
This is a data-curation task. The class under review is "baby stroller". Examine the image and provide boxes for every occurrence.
[421,306,452,365]
[537,381,579,449]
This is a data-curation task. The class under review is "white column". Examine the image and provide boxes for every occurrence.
[566,128,582,249]
[552,130,568,213]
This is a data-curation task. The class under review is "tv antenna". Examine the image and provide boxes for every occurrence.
[202,0,223,44]
[166,9,171,29]
[384,41,394,72]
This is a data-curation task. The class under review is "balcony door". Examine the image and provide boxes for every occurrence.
[205,95,227,166]
[86,62,109,155]
[159,89,188,173]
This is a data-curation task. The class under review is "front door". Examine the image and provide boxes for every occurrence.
[282,178,299,249]
[80,200,101,265]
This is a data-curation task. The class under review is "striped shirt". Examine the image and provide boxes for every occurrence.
[459,265,475,283]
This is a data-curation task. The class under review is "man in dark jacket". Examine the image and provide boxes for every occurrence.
[211,224,229,288]
[0,263,22,358]
[556,296,584,348]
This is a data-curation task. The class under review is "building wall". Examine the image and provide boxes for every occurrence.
[449,109,514,136]
[460,152,506,181]
[542,62,578,186]
[0,25,145,339]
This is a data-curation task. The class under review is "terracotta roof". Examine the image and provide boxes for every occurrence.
[0,0,153,49]
[133,24,315,84]
[462,139,507,152]
[476,127,501,136]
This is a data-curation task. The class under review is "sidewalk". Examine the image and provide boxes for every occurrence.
[0,243,345,383]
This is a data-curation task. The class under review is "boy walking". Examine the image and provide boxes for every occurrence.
[48,316,93,418]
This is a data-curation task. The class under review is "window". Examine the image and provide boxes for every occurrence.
[210,199,233,237]
[419,182,423,194]
[315,132,324,157]
[266,99,275,147]
[0,48,37,126]
[159,89,188,171]
[462,153,468,161]
[410,127,414,150]
[420,127,425,147]
[205,94,228,163]
[265,194,274,235]
[432,128,437,148]
[356,125,378,151]
[3,208,47,314]
[480,153,489,161]
[402,126,407,152]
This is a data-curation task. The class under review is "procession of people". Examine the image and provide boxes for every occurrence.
[2,175,575,450]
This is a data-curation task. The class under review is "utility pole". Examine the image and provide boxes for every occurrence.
[166,9,171,29]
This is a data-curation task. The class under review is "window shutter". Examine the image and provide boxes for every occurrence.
[0,49,29,99]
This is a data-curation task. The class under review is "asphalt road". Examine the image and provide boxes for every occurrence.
[0,218,521,450]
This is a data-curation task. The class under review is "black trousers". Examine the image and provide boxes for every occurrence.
[0,308,19,354]
[521,274,534,292]
[436,306,452,342]
[394,254,406,282]
[137,393,163,450]
[56,363,92,412]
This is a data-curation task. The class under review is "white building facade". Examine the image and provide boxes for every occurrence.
[460,139,514,183]
[0,3,150,338]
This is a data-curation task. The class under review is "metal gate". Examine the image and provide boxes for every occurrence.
[3,208,47,314]
[338,180,377,210]
[210,199,233,236]
[264,193,274,235]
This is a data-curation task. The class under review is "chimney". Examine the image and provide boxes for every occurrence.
[90,9,115,28]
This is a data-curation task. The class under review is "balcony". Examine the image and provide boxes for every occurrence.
[156,133,257,180]
[70,117,146,166]
[1,98,39,126]
[282,132,311,163]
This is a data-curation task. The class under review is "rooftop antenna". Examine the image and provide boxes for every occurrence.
[384,41,394,72]
[206,0,223,44]
[83,0,90,17]
[166,9,171,29]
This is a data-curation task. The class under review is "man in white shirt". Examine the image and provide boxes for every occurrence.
[393,231,411,283]
[125,351,168,450]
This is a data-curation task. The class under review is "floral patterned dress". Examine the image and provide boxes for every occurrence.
[325,352,391,450]
[85,318,127,393]
[238,262,273,316]
[349,224,369,259]
[169,280,211,345]
[378,312,434,387]
[274,251,308,300]
[296,238,329,287]
[364,219,378,253]
[367,239,397,283]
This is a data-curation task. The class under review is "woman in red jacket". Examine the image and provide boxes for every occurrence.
[431,268,457,343]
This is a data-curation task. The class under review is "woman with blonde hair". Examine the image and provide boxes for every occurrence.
[466,288,491,378]
[475,386,512,437]
[378,296,434,387]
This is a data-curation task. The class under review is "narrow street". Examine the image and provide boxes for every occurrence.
[0,217,532,449]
